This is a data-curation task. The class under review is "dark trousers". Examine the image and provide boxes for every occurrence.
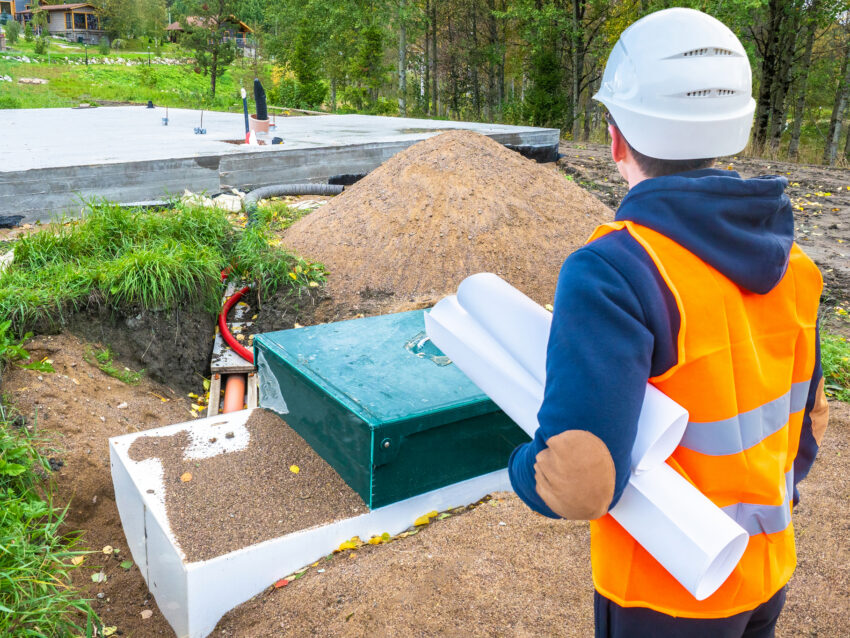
[594,587,787,638]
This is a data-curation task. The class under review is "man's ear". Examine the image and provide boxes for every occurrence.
[610,125,628,164]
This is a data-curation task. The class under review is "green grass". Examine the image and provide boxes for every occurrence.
[83,346,143,385]
[0,52,272,111]
[822,331,850,402]
[0,403,98,635]
[0,200,326,335]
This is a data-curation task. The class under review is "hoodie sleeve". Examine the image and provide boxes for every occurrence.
[508,231,680,516]
[793,322,829,506]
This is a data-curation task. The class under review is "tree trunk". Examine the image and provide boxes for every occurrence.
[788,7,818,159]
[844,117,850,160]
[431,0,438,117]
[824,39,850,164]
[211,49,218,97]
[472,4,480,119]
[571,0,586,140]
[398,1,407,116]
[753,0,783,151]
[487,0,497,121]
[424,0,430,114]
[331,78,337,112]
[767,12,801,151]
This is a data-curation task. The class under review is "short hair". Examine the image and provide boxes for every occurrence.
[604,112,715,178]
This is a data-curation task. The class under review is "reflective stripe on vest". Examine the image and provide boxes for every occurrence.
[679,380,810,456]
[723,469,793,536]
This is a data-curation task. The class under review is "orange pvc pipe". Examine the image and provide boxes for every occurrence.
[222,374,246,413]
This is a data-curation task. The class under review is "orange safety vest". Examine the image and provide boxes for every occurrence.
[587,220,821,619]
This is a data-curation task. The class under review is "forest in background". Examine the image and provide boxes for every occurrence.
[11,0,850,164]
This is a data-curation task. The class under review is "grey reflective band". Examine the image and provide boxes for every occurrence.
[678,380,810,456]
[722,470,793,536]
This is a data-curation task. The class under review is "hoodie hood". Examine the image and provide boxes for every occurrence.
[615,168,794,294]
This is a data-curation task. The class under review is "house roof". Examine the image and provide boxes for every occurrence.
[34,3,95,10]
[19,3,96,13]
[165,16,252,33]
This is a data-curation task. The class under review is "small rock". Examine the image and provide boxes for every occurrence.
[225,432,234,439]
[97,592,105,599]
[100,416,106,422]
[117,402,128,409]
[141,609,153,619]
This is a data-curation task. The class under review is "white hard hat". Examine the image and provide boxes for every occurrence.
[593,8,755,160]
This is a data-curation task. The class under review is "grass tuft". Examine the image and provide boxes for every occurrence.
[83,346,143,385]
[822,331,850,403]
[0,402,98,635]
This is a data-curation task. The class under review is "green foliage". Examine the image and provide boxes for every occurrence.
[23,22,32,42]
[232,224,327,301]
[0,404,98,635]
[822,331,850,402]
[83,346,143,385]
[33,37,48,55]
[97,38,110,55]
[4,20,20,45]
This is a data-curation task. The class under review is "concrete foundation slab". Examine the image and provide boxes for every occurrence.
[1,107,559,222]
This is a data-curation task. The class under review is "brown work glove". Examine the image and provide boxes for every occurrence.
[534,429,616,520]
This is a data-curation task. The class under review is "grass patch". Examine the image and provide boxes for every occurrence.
[0,55,272,111]
[822,331,850,403]
[0,200,326,335]
[83,346,143,385]
[0,402,98,635]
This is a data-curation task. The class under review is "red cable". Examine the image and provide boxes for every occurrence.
[219,285,254,364]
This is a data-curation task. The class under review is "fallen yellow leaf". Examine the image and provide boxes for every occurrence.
[414,510,439,526]
[102,545,113,555]
[289,465,300,474]
[71,556,85,566]
[180,472,193,482]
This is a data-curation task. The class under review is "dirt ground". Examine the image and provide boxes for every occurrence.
[3,150,849,637]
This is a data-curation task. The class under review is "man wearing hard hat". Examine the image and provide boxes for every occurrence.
[508,8,829,637]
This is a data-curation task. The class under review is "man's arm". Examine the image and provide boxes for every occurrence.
[509,234,680,519]
[793,321,830,505]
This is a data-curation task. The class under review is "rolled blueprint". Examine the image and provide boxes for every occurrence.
[425,272,748,601]
[610,464,749,600]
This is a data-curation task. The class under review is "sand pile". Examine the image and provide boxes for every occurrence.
[282,130,613,313]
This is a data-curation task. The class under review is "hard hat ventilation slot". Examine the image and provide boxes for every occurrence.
[677,47,738,58]
[682,88,738,98]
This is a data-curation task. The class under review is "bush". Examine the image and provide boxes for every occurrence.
[33,37,48,55]
[5,20,20,45]
[97,37,109,54]
[23,22,33,42]
[111,38,126,50]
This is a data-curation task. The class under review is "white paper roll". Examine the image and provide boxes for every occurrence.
[610,463,749,600]
[631,385,689,474]
[456,273,552,386]
[426,298,543,438]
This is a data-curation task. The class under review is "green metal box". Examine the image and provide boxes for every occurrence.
[253,310,529,509]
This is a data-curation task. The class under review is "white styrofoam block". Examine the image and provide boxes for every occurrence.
[110,409,512,638]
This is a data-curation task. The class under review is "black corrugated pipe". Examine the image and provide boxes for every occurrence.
[243,183,345,222]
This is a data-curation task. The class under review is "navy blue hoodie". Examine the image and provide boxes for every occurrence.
[508,168,824,517]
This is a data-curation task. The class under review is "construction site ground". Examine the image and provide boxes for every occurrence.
[3,149,849,637]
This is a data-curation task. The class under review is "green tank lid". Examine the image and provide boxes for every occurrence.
[254,310,528,508]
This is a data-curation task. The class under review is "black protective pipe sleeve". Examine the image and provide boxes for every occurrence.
[253,78,268,121]
[243,183,344,221]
